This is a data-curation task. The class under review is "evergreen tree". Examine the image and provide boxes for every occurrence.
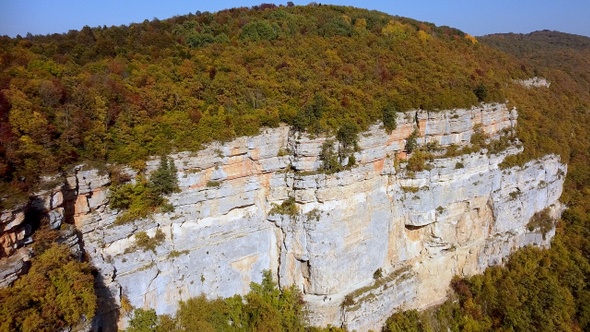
[149,156,179,196]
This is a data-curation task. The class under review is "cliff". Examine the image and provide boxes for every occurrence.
[0,103,566,331]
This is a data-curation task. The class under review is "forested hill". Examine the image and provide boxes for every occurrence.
[0,4,528,205]
[479,30,590,193]
[481,30,590,102]
[381,31,590,332]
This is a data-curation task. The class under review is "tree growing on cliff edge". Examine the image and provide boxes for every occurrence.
[149,156,179,196]
[109,156,179,224]
[382,103,398,134]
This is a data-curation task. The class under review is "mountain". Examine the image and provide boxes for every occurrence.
[1,5,589,332]
[0,4,526,206]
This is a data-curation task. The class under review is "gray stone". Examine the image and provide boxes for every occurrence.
[26,103,566,332]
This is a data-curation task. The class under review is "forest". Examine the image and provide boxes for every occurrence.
[0,3,525,208]
[0,3,589,332]
[381,30,590,332]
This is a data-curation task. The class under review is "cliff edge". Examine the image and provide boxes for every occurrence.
[0,103,566,331]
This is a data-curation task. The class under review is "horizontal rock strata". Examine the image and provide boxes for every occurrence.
[0,103,566,331]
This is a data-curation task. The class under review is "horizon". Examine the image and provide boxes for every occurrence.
[1,1,589,38]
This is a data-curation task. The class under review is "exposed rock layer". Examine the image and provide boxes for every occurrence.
[0,103,566,331]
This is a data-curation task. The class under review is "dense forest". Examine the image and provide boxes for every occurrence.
[0,3,526,208]
[383,30,590,332]
[1,3,589,332]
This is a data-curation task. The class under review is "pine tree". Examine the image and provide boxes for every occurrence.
[149,156,179,196]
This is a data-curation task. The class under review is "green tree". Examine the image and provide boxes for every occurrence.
[473,83,488,103]
[125,308,159,332]
[382,103,397,133]
[319,140,342,174]
[405,129,419,153]
[240,21,278,41]
[149,155,179,196]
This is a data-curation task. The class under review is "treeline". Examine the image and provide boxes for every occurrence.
[0,4,527,207]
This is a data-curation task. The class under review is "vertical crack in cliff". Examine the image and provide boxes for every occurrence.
[145,263,161,303]
[272,217,287,288]
[299,258,311,294]
[486,196,496,236]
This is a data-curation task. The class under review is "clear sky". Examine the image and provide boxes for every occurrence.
[1,0,589,38]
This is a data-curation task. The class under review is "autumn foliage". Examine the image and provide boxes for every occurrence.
[0,4,527,206]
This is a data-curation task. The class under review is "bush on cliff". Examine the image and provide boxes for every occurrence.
[110,156,178,224]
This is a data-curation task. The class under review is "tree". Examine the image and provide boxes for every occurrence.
[149,155,179,196]
[0,244,96,332]
[336,122,359,165]
[405,128,419,153]
[125,308,159,332]
[473,83,488,103]
[319,140,342,173]
[382,103,397,133]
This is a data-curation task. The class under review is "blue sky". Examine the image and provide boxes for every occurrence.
[1,1,589,38]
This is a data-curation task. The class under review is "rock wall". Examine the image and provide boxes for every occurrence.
[0,103,566,331]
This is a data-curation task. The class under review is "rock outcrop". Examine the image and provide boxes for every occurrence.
[0,103,566,331]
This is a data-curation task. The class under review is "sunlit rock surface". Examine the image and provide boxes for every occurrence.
[0,103,566,331]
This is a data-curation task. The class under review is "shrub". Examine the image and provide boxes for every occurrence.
[373,268,383,280]
[470,124,488,149]
[110,156,179,224]
[405,129,419,153]
[342,294,355,307]
[319,140,343,174]
[134,229,166,253]
[206,180,221,187]
[406,150,433,172]
[527,208,554,239]
[269,197,298,217]
[474,83,488,102]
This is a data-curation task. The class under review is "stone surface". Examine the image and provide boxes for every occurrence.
[0,248,31,288]
[0,103,567,331]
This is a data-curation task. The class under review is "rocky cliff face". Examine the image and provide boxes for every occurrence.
[0,103,566,331]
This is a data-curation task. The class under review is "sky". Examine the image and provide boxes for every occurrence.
[1,0,589,38]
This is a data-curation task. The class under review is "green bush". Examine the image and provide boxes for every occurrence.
[134,229,166,253]
[110,156,179,224]
[319,140,343,174]
[382,104,398,133]
[269,197,298,217]
[527,208,554,239]
[406,150,433,172]
[405,129,420,153]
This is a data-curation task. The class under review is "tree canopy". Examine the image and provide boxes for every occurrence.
[0,4,528,205]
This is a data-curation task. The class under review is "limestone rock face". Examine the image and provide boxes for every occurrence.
[0,103,567,331]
